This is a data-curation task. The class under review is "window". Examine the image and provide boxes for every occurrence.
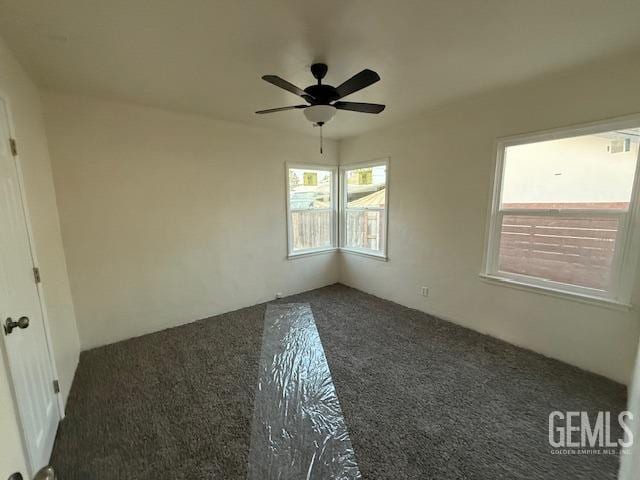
[340,160,389,258]
[286,164,337,257]
[484,120,640,304]
[609,138,631,154]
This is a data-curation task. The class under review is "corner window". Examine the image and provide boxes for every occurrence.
[340,160,389,258]
[484,121,640,304]
[286,164,337,257]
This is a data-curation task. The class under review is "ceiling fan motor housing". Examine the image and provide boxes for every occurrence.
[304,63,338,105]
[304,84,340,105]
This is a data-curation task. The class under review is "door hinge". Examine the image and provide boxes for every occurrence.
[53,380,60,394]
[9,138,18,156]
[33,267,41,284]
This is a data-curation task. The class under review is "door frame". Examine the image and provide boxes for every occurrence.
[0,91,65,458]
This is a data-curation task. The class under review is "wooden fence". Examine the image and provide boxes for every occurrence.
[290,210,332,250]
[344,209,384,251]
[498,215,619,290]
[290,209,385,252]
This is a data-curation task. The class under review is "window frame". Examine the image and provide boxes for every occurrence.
[482,114,640,307]
[339,158,390,260]
[285,162,338,258]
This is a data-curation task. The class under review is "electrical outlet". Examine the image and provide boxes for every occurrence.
[421,286,429,297]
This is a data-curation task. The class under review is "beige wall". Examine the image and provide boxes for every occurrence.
[0,38,80,478]
[339,51,640,385]
[42,93,339,349]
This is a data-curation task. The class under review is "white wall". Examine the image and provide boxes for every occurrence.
[42,93,339,349]
[503,135,638,204]
[0,38,80,478]
[339,51,640,385]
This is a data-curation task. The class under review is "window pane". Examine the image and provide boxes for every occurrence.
[502,130,639,210]
[498,215,619,290]
[288,168,333,252]
[291,210,332,251]
[344,164,387,254]
[346,165,387,206]
[289,168,332,210]
[344,209,385,251]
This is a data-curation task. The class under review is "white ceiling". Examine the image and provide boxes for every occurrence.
[1,0,640,139]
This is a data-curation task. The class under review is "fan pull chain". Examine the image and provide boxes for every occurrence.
[320,124,323,154]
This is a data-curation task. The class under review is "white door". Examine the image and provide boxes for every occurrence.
[0,97,59,474]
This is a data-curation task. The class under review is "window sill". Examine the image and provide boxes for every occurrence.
[287,247,337,260]
[339,247,388,262]
[478,273,633,311]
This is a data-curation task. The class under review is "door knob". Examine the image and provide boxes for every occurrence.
[4,316,29,335]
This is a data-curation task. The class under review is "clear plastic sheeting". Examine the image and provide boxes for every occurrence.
[247,303,361,480]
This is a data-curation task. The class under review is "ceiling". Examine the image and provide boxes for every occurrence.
[1,0,640,139]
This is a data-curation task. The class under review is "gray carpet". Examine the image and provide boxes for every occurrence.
[51,284,627,479]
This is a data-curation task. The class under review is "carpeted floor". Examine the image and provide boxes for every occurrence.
[51,284,627,479]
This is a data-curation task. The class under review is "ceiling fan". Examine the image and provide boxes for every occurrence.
[256,63,385,151]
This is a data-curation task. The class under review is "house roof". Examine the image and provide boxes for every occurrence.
[349,189,386,208]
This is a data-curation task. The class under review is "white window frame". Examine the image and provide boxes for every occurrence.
[285,162,338,258]
[339,158,390,260]
[481,114,640,307]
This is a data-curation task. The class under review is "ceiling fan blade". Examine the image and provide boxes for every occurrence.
[262,75,313,99]
[255,105,306,114]
[334,101,385,114]
[335,69,380,99]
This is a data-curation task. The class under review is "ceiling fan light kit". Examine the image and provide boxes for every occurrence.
[303,104,336,124]
[256,63,385,152]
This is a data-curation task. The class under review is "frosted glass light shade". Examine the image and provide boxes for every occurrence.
[304,105,336,124]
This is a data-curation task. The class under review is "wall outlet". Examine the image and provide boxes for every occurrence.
[421,286,429,297]
[275,292,283,299]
